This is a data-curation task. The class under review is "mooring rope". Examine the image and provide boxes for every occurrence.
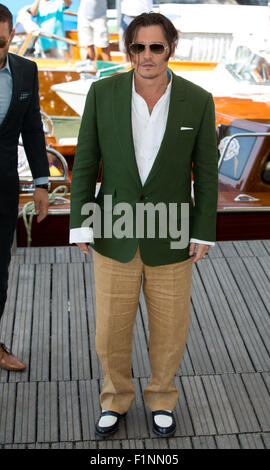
[19,185,69,247]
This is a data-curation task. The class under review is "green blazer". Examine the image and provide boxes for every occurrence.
[70,69,218,266]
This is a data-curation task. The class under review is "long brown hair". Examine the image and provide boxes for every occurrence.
[124,12,178,61]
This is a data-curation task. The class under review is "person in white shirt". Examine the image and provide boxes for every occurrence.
[77,0,111,62]
[70,12,218,439]
[119,0,153,54]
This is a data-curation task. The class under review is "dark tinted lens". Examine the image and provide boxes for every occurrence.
[150,44,165,54]
[130,43,145,54]
[0,39,8,48]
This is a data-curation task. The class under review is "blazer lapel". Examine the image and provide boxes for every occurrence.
[0,53,22,132]
[143,72,188,189]
[112,69,142,190]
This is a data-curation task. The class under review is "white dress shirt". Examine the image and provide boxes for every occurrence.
[132,73,171,186]
[69,73,214,246]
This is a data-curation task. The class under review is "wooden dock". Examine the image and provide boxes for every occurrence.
[0,241,270,450]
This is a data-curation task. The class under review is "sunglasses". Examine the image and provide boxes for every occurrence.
[130,43,169,55]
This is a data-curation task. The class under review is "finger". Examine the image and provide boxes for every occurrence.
[34,190,49,222]
[191,251,200,263]
[76,242,90,254]
[36,200,49,223]
[189,242,196,257]
[34,198,40,216]
[37,210,46,223]
[191,245,209,263]
[37,204,46,222]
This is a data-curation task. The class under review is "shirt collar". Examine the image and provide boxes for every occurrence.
[0,54,11,74]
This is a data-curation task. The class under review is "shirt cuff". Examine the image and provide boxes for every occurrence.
[69,232,214,246]
[190,238,215,246]
[69,227,94,244]
[34,177,49,185]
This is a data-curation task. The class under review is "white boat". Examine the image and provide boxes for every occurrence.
[51,41,270,116]
[158,3,269,61]
[51,60,128,115]
[51,75,98,116]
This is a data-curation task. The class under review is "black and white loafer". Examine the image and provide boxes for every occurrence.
[152,410,176,437]
[95,410,126,437]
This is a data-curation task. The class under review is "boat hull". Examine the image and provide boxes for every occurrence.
[16,209,270,247]
[38,69,80,117]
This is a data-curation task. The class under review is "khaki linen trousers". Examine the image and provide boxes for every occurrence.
[93,247,192,414]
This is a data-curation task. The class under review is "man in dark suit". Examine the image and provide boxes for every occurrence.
[0,4,50,371]
[70,13,218,437]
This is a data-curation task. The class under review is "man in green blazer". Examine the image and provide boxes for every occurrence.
[70,12,218,438]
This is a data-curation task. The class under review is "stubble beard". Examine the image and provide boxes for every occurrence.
[134,55,169,81]
[138,71,159,80]
[0,50,8,69]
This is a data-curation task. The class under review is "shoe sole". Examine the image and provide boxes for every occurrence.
[152,426,176,438]
[95,427,119,438]
[0,365,26,371]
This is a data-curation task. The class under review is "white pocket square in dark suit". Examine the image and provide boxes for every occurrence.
[19,92,30,101]
[180,126,193,131]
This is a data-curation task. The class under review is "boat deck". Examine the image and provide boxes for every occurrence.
[0,241,270,450]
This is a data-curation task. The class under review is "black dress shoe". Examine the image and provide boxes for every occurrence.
[95,410,126,438]
[152,410,176,437]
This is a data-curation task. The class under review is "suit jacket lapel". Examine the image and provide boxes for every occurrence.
[112,70,189,190]
[112,69,142,190]
[143,72,188,189]
[0,53,22,132]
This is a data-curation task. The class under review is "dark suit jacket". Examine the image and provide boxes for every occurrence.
[70,69,218,266]
[0,53,49,214]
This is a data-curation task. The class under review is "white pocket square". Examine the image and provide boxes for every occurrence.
[19,92,30,101]
[180,126,193,131]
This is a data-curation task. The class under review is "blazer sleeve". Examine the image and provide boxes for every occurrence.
[191,93,218,242]
[21,62,49,180]
[70,82,101,230]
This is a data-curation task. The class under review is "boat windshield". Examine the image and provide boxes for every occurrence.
[108,0,268,4]
[10,31,76,60]
[10,33,36,56]
[223,44,270,84]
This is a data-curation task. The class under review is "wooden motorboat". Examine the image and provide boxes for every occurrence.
[11,29,89,117]
[16,40,270,246]
[17,128,74,247]
[11,19,125,117]
[16,114,270,246]
[51,59,218,116]
[216,117,270,240]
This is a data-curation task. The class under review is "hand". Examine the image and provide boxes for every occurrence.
[76,242,90,254]
[189,242,210,263]
[33,188,49,222]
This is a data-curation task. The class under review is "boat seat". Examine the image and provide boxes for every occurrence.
[18,143,70,192]
[217,118,270,192]
[58,137,78,146]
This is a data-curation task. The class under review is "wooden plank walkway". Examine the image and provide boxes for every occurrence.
[0,241,270,450]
